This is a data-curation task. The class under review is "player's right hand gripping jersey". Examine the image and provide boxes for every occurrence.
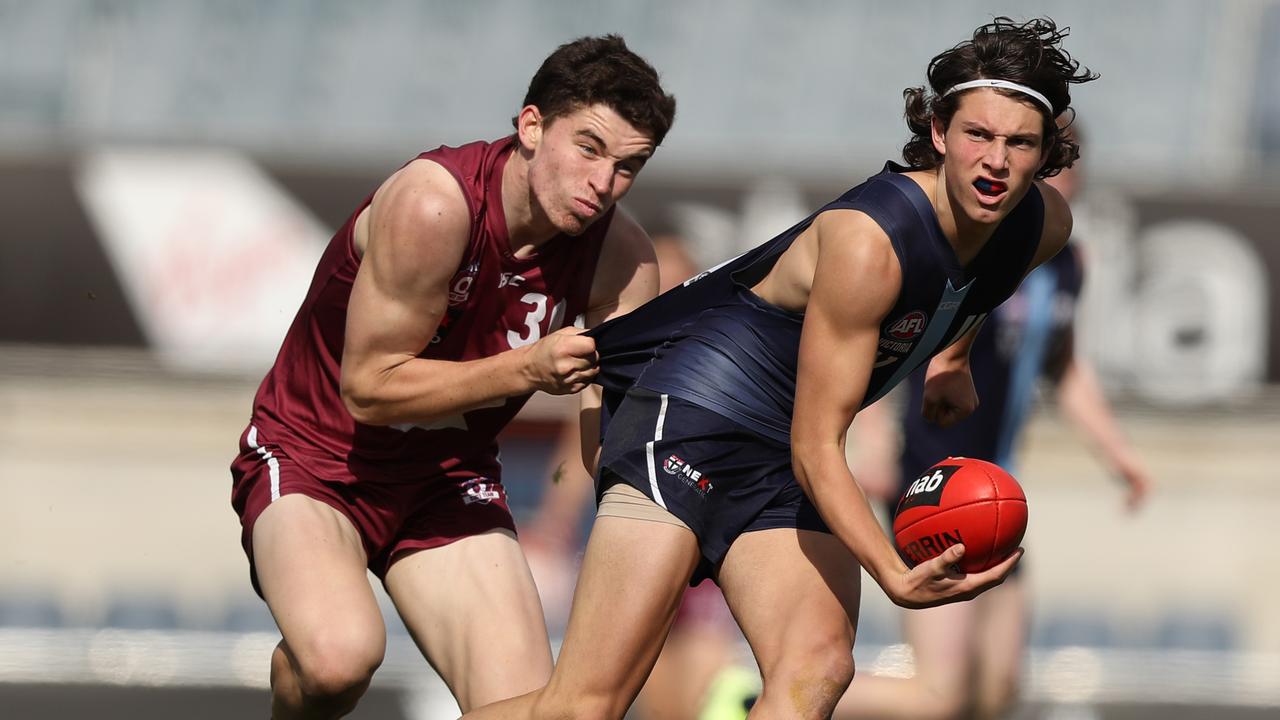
[589,163,1044,444]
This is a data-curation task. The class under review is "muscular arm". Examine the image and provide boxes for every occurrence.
[524,216,658,546]
[792,211,1018,609]
[340,160,596,426]
[1052,248,1152,511]
[577,209,660,474]
[919,316,985,427]
[1057,354,1152,510]
[791,210,913,590]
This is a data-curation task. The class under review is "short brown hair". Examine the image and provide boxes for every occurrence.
[515,35,677,147]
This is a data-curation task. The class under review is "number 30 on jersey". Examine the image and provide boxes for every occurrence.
[507,292,567,348]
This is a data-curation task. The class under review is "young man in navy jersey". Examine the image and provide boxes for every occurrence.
[834,123,1152,720]
[465,17,1097,720]
[229,36,675,719]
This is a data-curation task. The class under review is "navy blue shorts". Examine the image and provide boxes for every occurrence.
[597,388,830,585]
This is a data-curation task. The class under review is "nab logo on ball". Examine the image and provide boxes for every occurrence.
[897,464,960,513]
[893,457,1028,573]
[887,311,928,340]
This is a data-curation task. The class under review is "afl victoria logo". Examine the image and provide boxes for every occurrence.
[888,311,928,339]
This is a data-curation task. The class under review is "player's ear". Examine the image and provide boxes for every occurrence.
[515,106,543,151]
[931,115,947,157]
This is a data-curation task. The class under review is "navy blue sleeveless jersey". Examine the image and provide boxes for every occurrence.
[589,163,1045,444]
[897,242,1083,482]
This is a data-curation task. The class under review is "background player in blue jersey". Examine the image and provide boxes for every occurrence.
[464,17,1097,720]
[834,124,1152,720]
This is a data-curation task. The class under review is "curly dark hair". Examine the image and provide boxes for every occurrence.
[900,17,1098,178]
[513,35,677,148]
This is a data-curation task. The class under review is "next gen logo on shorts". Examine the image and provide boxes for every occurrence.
[662,454,714,497]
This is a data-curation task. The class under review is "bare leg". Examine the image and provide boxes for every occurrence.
[973,580,1029,720]
[717,529,860,720]
[462,515,702,720]
[253,495,387,719]
[636,609,738,720]
[833,595,981,720]
[384,529,553,712]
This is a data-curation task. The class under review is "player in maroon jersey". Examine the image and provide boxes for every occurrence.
[228,35,675,719]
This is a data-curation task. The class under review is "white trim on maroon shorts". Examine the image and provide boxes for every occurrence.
[645,394,670,509]
[246,425,281,501]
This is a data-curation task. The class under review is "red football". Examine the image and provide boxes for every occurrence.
[892,457,1027,573]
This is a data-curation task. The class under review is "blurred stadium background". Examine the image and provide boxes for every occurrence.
[2,1,1278,718]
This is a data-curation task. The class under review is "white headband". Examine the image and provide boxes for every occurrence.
[942,79,1054,114]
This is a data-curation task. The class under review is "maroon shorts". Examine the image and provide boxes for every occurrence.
[230,424,517,595]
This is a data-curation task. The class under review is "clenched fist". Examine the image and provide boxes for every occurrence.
[524,327,600,395]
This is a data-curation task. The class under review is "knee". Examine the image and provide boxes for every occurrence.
[822,646,857,699]
[812,644,856,692]
[290,632,384,703]
[759,644,855,718]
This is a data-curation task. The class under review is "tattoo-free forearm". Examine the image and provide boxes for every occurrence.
[793,442,908,590]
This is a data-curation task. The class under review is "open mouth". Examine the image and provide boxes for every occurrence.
[974,178,1008,200]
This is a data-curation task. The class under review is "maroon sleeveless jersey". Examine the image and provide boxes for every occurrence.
[249,136,612,484]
